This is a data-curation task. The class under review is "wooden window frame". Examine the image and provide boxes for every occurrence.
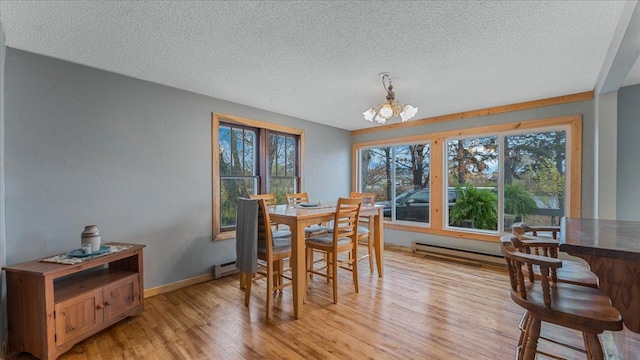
[352,115,582,243]
[212,113,304,241]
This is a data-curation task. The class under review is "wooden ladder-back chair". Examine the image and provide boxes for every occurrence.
[285,192,331,237]
[349,192,376,273]
[512,222,560,239]
[305,197,361,304]
[242,198,293,319]
[511,222,598,288]
[249,193,277,206]
[285,192,310,205]
[499,234,622,360]
[249,194,290,237]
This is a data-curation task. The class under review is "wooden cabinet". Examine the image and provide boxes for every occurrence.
[3,243,145,360]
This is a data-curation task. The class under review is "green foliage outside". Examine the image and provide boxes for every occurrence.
[504,184,538,219]
[529,158,565,209]
[450,185,498,230]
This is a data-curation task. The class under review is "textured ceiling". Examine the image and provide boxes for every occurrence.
[0,1,634,130]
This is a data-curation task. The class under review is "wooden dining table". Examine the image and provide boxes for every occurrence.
[269,203,385,319]
[558,217,640,333]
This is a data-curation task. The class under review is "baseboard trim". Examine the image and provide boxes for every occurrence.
[144,273,214,298]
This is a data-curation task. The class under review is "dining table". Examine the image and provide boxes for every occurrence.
[269,203,385,319]
[558,217,640,333]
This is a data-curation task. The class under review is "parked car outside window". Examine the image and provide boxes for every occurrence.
[381,188,458,223]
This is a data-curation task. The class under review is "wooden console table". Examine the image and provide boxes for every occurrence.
[3,243,145,360]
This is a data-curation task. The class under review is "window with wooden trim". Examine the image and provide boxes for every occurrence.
[353,115,581,242]
[212,113,303,241]
[360,142,431,224]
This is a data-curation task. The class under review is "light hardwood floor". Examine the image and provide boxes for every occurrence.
[8,249,635,359]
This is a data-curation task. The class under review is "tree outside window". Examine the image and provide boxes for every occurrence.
[219,124,300,230]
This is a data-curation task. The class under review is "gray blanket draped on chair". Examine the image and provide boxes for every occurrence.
[236,198,258,274]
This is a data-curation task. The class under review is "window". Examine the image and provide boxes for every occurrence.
[219,124,258,228]
[353,115,581,242]
[446,135,499,231]
[213,113,303,240]
[268,132,298,204]
[359,142,431,224]
[503,130,567,228]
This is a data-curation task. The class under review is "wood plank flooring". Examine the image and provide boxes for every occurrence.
[8,249,631,359]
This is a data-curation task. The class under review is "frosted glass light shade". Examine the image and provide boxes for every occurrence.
[363,108,376,122]
[400,105,418,122]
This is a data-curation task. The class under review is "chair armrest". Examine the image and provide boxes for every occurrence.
[502,245,563,269]
[519,237,560,247]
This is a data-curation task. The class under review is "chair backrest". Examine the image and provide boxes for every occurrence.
[330,197,362,247]
[285,192,309,205]
[249,193,277,206]
[512,222,560,239]
[350,192,376,206]
[500,234,562,308]
[256,198,274,257]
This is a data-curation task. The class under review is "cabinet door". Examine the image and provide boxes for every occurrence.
[103,274,140,323]
[54,288,104,346]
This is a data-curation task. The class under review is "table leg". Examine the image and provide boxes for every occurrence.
[291,222,306,319]
[374,211,384,277]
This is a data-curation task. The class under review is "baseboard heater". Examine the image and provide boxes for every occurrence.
[212,261,240,279]
[412,242,505,266]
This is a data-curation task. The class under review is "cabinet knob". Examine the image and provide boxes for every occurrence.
[96,304,105,309]
[104,301,111,306]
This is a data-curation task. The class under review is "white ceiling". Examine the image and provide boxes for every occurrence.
[0,1,637,131]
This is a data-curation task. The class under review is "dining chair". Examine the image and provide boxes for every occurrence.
[285,192,331,236]
[242,198,293,320]
[248,193,290,237]
[511,221,560,239]
[305,197,361,304]
[285,192,310,205]
[499,234,622,360]
[511,222,598,288]
[236,198,259,297]
[509,222,600,348]
[348,192,376,273]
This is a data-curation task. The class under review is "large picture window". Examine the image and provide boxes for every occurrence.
[360,142,431,224]
[213,114,303,240]
[353,115,581,241]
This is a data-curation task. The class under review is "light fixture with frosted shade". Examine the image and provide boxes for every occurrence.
[363,72,418,124]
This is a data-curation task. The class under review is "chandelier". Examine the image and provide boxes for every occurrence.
[363,72,418,124]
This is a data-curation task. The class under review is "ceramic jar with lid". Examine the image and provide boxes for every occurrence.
[81,225,102,251]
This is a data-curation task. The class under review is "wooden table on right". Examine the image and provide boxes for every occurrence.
[558,217,640,333]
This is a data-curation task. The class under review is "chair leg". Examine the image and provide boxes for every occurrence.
[352,245,359,293]
[306,247,313,279]
[279,260,285,290]
[327,252,333,283]
[243,273,252,306]
[240,271,246,290]
[266,261,273,320]
[517,311,530,347]
[272,260,280,289]
[522,318,541,360]
[367,233,374,273]
[583,332,604,360]
[332,251,339,304]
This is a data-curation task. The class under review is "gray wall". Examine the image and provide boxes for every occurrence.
[353,99,597,255]
[4,48,351,289]
[617,84,640,221]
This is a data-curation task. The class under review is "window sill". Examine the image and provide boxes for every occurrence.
[214,231,236,241]
[384,221,500,243]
